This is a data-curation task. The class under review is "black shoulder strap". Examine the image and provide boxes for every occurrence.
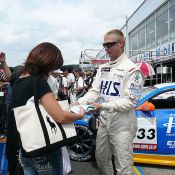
[33,77,50,146]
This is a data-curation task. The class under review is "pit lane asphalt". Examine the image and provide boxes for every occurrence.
[69,160,175,175]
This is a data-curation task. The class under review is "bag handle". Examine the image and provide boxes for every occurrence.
[33,77,51,146]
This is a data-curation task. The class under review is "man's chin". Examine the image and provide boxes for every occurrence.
[110,57,116,61]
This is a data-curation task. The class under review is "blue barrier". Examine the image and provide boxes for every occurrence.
[0,142,8,175]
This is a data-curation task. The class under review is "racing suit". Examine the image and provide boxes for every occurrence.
[78,53,145,175]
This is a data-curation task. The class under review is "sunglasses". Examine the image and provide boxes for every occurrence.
[103,41,120,49]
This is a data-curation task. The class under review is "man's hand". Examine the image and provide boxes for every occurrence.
[90,103,101,111]
[86,102,101,114]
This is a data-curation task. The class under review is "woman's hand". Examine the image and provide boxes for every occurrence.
[78,107,85,119]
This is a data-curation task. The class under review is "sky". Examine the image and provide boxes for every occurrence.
[0,0,143,67]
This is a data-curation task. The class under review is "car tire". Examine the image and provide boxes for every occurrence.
[67,124,96,162]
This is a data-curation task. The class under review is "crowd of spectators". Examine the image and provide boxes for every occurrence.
[48,65,97,103]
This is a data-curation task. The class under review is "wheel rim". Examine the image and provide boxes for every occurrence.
[68,125,94,159]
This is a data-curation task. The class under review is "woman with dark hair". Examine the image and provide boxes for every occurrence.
[6,42,85,175]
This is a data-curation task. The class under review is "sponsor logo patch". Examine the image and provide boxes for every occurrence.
[101,67,111,72]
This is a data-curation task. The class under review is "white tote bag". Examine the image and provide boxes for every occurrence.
[13,97,77,157]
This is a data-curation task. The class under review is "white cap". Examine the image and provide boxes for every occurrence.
[53,69,63,74]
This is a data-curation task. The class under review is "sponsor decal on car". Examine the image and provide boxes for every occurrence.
[167,140,175,149]
[134,143,157,150]
[157,111,175,153]
[163,113,175,136]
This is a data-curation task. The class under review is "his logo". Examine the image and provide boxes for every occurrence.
[100,80,120,96]
[163,117,175,133]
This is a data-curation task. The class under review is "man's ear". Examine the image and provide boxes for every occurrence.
[119,39,125,47]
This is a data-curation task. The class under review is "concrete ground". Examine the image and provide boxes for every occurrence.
[69,160,175,175]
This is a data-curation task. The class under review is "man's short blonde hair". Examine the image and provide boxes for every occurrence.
[104,29,125,41]
[104,29,125,51]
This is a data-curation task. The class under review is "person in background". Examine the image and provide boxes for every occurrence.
[60,67,69,100]
[84,69,97,91]
[73,29,145,175]
[67,66,75,89]
[53,69,63,89]
[73,68,85,97]
[0,52,12,111]
[0,52,12,136]
[72,68,87,100]
[0,52,12,82]
[6,42,85,175]
[47,69,62,99]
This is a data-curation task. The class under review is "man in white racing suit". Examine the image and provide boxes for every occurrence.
[76,29,145,175]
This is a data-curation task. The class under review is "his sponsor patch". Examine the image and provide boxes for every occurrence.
[101,67,111,72]
[129,83,141,103]
[100,80,121,97]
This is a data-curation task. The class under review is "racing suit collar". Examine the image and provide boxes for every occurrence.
[109,53,125,65]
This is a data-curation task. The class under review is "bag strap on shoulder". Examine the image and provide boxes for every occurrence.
[33,77,50,146]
